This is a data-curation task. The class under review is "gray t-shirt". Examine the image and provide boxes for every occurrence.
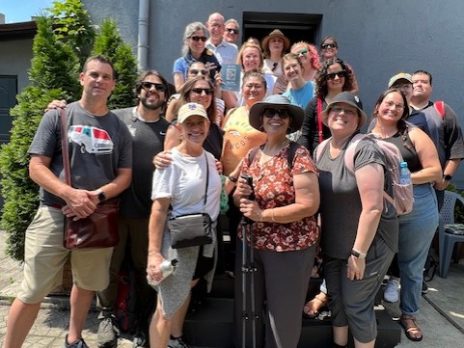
[113,107,170,218]
[28,101,133,207]
[316,138,398,259]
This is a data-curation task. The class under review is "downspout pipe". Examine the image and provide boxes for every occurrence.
[137,0,149,71]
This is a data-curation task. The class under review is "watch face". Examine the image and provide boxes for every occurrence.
[98,192,106,202]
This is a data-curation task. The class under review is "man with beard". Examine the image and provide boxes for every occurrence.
[96,70,171,348]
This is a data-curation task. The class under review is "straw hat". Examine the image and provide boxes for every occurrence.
[261,29,290,52]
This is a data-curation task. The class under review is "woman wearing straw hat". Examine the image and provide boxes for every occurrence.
[233,94,319,347]
[261,29,290,78]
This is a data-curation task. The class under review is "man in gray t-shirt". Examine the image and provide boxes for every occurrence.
[3,56,132,348]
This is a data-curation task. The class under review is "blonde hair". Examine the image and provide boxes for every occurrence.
[236,41,264,71]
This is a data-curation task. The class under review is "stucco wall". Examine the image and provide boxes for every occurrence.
[83,0,464,186]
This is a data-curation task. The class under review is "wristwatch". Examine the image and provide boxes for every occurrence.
[97,190,107,203]
[351,249,366,259]
[443,174,453,181]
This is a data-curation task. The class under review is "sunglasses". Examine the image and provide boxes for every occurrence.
[226,28,239,34]
[190,36,207,42]
[326,71,347,80]
[296,48,308,57]
[140,81,166,92]
[191,87,213,95]
[263,108,290,119]
[189,69,208,76]
[330,106,357,117]
[321,43,337,49]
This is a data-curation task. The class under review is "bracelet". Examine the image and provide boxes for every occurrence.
[228,175,238,183]
[351,248,366,259]
[271,208,276,222]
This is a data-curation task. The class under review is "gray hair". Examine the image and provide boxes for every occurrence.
[182,22,209,56]
[225,18,239,28]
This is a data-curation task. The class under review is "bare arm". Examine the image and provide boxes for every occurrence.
[173,73,185,92]
[409,127,442,184]
[146,197,171,283]
[164,124,181,150]
[165,98,179,122]
[237,171,320,223]
[348,163,384,280]
[435,159,461,190]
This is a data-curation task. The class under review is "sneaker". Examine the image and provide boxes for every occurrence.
[97,313,120,348]
[65,335,89,348]
[132,328,148,347]
[383,279,400,303]
[421,281,429,295]
[168,336,190,348]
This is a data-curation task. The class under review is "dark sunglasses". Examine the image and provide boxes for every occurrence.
[326,71,347,80]
[321,43,337,49]
[189,69,208,76]
[263,108,290,119]
[191,87,213,95]
[296,48,308,57]
[140,81,166,92]
[191,36,207,42]
[226,28,239,34]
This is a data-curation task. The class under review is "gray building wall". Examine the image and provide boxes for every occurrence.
[83,0,464,186]
[0,38,33,90]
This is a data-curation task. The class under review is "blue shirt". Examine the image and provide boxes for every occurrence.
[283,81,314,109]
[172,49,221,82]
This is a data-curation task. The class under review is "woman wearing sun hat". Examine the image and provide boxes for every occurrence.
[261,29,290,77]
[233,94,320,347]
[315,92,398,348]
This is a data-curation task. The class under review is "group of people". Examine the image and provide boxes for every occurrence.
[3,9,464,348]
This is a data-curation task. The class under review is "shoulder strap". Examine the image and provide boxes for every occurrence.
[287,141,300,169]
[434,100,446,119]
[314,137,331,162]
[59,108,71,186]
[343,133,368,173]
[316,97,324,144]
[203,152,209,206]
[247,147,260,167]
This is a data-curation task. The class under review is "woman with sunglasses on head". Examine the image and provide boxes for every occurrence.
[166,62,225,126]
[173,22,221,92]
[315,92,398,348]
[320,36,359,93]
[290,41,321,83]
[370,88,441,342]
[233,94,319,348]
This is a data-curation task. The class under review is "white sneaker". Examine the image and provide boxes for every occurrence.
[384,279,400,303]
[168,337,190,348]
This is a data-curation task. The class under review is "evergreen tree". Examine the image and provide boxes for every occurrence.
[0,16,80,260]
[92,19,138,109]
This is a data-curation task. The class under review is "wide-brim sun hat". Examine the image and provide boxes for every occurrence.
[261,29,290,52]
[177,102,209,124]
[249,94,304,133]
[322,92,368,128]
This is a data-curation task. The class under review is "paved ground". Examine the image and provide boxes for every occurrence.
[1,230,463,347]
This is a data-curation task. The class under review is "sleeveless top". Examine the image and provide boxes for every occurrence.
[383,131,422,173]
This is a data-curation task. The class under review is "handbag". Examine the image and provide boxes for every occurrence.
[59,108,120,249]
[167,153,213,249]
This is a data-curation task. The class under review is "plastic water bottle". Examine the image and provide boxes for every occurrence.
[399,161,411,185]
[147,259,178,286]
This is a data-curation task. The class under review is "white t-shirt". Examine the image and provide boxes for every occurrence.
[151,147,221,220]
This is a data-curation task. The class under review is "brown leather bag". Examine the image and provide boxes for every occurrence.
[59,108,120,249]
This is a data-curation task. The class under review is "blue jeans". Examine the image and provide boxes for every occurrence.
[398,184,438,316]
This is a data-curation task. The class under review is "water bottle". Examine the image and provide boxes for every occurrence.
[399,161,411,185]
[147,259,178,286]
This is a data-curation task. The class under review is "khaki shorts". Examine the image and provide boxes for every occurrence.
[18,206,113,304]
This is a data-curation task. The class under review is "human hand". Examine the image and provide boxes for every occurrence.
[239,198,263,222]
[146,252,166,285]
[235,175,253,198]
[347,255,366,280]
[45,99,67,112]
[62,188,97,220]
[215,160,223,174]
[434,178,449,191]
[153,151,173,169]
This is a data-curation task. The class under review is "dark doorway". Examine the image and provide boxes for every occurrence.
[242,12,322,48]
[0,75,17,144]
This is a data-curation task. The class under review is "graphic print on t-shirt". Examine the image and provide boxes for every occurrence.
[68,125,114,154]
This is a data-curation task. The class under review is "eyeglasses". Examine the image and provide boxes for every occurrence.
[296,48,308,57]
[326,71,347,80]
[321,43,337,49]
[189,69,208,76]
[190,36,207,42]
[191,88,213,95]
[226,28,239,34]
[140,81,166,92]
[263,108,290,119]
[330,106,356,117]
[384,101,405,110]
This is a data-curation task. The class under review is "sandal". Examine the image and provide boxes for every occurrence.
[400,314,423,342]
[303,292,328,318]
